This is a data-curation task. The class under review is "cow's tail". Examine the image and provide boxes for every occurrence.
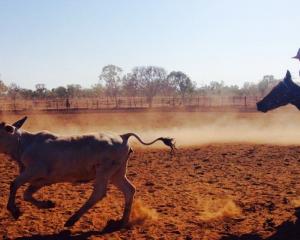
[121,133,176,155]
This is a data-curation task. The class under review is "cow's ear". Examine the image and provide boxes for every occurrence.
[12,116,27,129]
[5,125,14,133]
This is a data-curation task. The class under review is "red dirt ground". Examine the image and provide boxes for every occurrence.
[1,145,300,239]
[0,111,300,239]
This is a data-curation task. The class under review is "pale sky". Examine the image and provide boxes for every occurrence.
[1,0,300,89]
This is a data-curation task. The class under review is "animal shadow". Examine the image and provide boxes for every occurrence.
[221,207,300,240]
[13,220,124,240]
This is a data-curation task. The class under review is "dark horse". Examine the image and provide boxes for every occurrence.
[257,70,300,112]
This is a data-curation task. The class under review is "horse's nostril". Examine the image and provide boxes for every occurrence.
[256,102,266,112]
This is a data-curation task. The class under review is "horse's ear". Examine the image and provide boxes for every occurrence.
[283,70,294,87]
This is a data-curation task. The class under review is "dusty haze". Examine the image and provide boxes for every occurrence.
[1,109,300,239]
[2,106,300,147]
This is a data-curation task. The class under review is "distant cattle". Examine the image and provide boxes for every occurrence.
[257,70,300,112]
[0,117,175,228]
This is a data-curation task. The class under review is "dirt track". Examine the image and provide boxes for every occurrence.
[0,111,300,239]
[1,145,300,239]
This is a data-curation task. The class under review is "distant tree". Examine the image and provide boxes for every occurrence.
[122,73,140,97]
[19,88,34,99]
[257,75,279,96]
[8,83,20,97]
[0,80,8,96]
[167,71,195,101]
[242,82,258,96]
[35,83,47,98]
[132,66,167,107]
[67,84,82,98]
[8,83,20,110]
[99,64,123,107]
[160,75,176,96]
[90,83,105,97]
[209,81,225,95]
[221,85,242,96]
[51,86,68,98]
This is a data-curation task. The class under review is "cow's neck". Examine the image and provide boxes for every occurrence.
[9,130,35,172]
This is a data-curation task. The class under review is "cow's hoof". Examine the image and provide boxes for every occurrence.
[39,200,55,209]
[103,219,127,232]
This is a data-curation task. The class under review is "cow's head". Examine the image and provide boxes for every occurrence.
[256,71,300,112]
[0,116,27,153]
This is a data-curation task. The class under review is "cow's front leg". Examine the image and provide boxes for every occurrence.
[7,171,33,219]
[64,176,109,227]
[24,183,55,209]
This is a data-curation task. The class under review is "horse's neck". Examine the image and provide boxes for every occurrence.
[289,86,300,109]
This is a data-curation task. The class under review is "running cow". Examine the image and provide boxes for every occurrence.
[0,117,175,228]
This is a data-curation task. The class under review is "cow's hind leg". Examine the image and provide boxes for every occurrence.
[64,172,109,227]
[112,175,136,227]
[7,170,34,219]
[111,158,136,227]
[24,182,55,209]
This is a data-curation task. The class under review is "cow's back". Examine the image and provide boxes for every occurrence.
[21,132,129,183]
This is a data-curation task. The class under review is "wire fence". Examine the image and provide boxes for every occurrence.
[0,96,260,112]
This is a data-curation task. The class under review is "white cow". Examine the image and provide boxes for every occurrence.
[0,117,175,228]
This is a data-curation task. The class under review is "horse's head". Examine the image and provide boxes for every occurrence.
[256,71,300,112]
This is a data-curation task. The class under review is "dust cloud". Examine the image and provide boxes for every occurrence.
[129,199,158,226]
[2,106,300,146]
[197,197,241,221]
[292,198,300,208]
